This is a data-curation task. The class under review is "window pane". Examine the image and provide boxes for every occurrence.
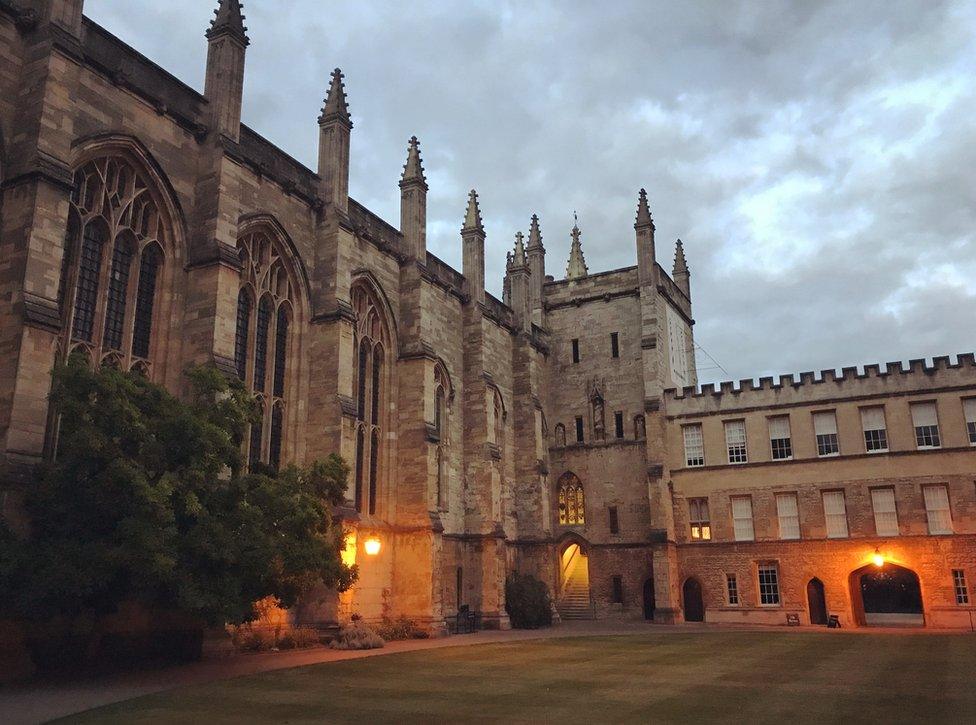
[758,565,780,605]
[273,307,288,397]
[131,246,161,359]
[72,222,107,342]
[823,491,848,538]
[102,238,134,351]
[234,290,251,380]
[776,494,800,540]
[731,496,754,541]
[683,424,704,467]
[871,488,899,536]
[253,297,272,393]
[725,420,748,464]
[269,405,283,470]
[923,485,952,534]
[813,411,838,436]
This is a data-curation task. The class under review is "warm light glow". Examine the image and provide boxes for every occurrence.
[364,536,382,556]
[341,531,357,567]
[872,550,885,568]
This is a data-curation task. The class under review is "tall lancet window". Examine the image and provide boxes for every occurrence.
[62,156,169,373]
[352,282,392,516]
[236,230,297,471]
[434,364,451,511]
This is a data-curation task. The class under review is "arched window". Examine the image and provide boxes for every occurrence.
[351,282,392,515]
[493,389,505,448]
[434,364,451,511]
[554,423,566,447]
[557,472,585,525]
[63,156,169,372]
[237,231,297,471]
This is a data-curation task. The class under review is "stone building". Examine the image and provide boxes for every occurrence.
[0,0,972,633]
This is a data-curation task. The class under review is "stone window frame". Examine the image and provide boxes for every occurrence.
[922,483,953,535]
[860,405,889,454]
[768,415,793,461]
[688,497,711,541]
[821,489,849,539]
[756,562,781,606]
[682,423,705,467]
[730,495,754,542]
[910,400,942,450]
[725,573,740,606]
[61,154,175,378]
[869,486,899,537]
[557,471,585,526]
[812,409,840,457]
[724,419,748,464]
[775,492,800,540]
[952,569,970,605]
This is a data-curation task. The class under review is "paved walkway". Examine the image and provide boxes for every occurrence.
[0,620,963,724]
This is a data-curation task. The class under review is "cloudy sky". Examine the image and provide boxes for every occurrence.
[88,0,975,383]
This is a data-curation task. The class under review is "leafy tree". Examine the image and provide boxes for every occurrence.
[0,359,357,629]
[505,573,553,629]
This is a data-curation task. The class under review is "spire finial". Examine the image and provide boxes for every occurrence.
[207,0,249,45]
[527,213,543,250]
[462,189,484,233]
[635,188,654,230]
[673,238,688,275]
[566,214,588,280]
[512,231,527,267]
[400,135,428,189]
[319,68,352,128]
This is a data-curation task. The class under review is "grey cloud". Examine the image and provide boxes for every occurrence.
[87,0,976,381]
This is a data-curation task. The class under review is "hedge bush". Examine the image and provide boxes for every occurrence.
[505,573,552,629]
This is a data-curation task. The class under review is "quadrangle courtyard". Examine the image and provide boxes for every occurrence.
[50,630,976,724]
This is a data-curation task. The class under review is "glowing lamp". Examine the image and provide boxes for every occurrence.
[364,536,382,556]
[872,549,884,568]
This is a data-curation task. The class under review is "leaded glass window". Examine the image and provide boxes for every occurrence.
[558,472,585,525]
[131,245,160,360]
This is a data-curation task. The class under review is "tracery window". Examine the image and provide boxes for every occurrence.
[557,472,585,526]
[235,230,295,471]
[62,156,168,371]
[351,283,391,515]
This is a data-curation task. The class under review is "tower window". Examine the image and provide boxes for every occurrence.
[571,338,580,364]
[614,412,624,439]
[610,332,619,358]
[608,506,619,534]
[611,576,624,604]
[575,416,584,443]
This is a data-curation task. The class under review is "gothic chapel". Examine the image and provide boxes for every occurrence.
[2,0,974,632]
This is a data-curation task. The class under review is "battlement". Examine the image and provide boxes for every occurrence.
[665,353,976,414]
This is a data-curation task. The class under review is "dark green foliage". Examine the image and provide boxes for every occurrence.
[374,615,429,641]
[504,573,552,629]
[0,359,357,628]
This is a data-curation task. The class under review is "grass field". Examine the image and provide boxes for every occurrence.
[64,632,976,724]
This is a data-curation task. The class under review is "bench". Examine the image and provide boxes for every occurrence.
[453,605,482,634]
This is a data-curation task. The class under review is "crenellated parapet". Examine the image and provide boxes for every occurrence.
[665,353,976,415]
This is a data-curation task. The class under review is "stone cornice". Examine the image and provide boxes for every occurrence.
[0,153,74,193]
[311,299,356,325]
[22,293,61,333]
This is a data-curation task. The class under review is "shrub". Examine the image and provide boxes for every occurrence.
[505,573,552,629]
[329,620,384,650]
[374,615,429,641]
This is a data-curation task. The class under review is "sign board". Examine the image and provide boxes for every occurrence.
[786,613,800,626]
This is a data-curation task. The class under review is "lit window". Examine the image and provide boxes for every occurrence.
[813,411,839,457]
[911,402,941,449]
[688,498,710,541]
[725,420,748,464]
[683,424,704,467]
[923,485,952,535]
[953,569,969,605]
[731,496,754,541]
[776,493,800,540]
[964,399,976,445]
[758,564,780,606]
[769,416,792,460]
[558,473,585,525]
[860,407,888,453]
[822,490,848,538]
[726,574,739,605]
[870,488,899,537]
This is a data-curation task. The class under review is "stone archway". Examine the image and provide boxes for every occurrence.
[556,540,593,620]
[850,563,924,627]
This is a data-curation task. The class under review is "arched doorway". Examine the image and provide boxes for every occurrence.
[807,578,828,625]
[850,563,923,627]
[642,578,656,620]
[557,543,592,620]
[682,577,704,622]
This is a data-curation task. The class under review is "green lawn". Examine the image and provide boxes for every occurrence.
[64,632,976,724]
